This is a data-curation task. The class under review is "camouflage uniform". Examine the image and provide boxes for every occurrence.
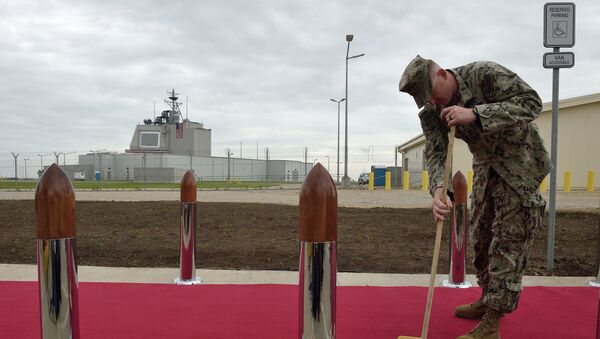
[418,61,551,313]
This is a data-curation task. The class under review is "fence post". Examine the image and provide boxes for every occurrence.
[403,171,410,191]
[36,163,80,339]
[385,171,391,191]
[588,170,595,192]
[564,170,571,192]
[174,170,201,285]
[540,175,548,193]
[467,170,473,193]
[442,171,471,289]
[299,163,337,339]
[368,172,374,191]
[422,171,429,193]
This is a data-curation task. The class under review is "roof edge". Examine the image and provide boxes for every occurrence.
[542,92,600,111]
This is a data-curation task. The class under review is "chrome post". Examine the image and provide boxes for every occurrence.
[174,202,201,285]
[38,238,80,339]
[299,241,336,339]
[442,203,472,288]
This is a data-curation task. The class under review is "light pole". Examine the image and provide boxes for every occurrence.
[330,98,345,184]
[344,34,365,186]
[324,156,330,172]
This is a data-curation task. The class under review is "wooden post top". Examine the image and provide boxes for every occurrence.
[299,163,337,242]
[180,170,197,203]
[452,170,467,204]
[35,164,76,239]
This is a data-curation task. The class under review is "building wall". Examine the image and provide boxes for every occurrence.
[78,153,312,182]
[399,94,600,190]
[193,128,211,157]
[167,123,211,157]
[536,99,600,188]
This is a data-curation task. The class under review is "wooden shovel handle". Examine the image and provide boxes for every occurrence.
[421,125,456,339]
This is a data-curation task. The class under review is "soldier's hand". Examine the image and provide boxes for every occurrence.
[432,187,452,221]
[440,106,476,126]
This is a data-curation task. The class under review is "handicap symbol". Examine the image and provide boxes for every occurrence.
[553,21,567,38]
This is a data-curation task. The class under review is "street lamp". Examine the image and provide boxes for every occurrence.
[330,98,345,184]
[344,34,365,186]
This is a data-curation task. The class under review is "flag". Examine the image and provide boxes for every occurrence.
[176,123,183,139]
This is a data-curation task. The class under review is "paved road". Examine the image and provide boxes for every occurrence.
[1,189,598,210]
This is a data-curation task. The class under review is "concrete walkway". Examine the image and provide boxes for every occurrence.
[1,264,595,287]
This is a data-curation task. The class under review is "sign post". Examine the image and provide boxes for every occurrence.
[544,2,575,273]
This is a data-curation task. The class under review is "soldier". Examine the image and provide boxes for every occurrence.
[399,55,550,339]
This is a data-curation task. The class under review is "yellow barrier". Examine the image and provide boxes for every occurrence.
[422,171,429,192]
[467,170,473,193]
[588,170,595,192]
[564,170,571,192]
[540,176,548,193]
[385,172,391,191]
[368,172,374,191]
[403,171,409,191]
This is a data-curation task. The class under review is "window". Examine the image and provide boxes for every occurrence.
[140,132,160,148]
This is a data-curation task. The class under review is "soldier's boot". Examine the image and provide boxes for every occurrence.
[454,297,487,319]
[456,308,503,339]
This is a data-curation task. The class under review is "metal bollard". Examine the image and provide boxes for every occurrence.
[442,171,472,288]
[174,171,201,285]
[36,164,80,339]
[298,163,337,339]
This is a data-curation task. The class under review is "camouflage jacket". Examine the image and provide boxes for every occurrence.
[419,61,551,206]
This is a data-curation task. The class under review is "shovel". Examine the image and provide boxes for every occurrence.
[398,125,456,339]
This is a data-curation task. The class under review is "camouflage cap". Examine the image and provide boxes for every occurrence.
[399,55,434,108]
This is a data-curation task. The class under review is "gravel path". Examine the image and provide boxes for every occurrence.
[1,189,598,210]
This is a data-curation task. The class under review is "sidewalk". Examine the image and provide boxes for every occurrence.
[1,264,595,287]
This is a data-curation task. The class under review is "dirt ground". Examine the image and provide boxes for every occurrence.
[0,200,597,276]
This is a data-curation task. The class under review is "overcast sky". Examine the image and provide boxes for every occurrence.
[1,0,599,179]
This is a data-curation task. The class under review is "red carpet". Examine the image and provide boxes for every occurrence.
[0,281,597,338]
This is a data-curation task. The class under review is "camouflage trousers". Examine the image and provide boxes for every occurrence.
[470,169,545,313]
